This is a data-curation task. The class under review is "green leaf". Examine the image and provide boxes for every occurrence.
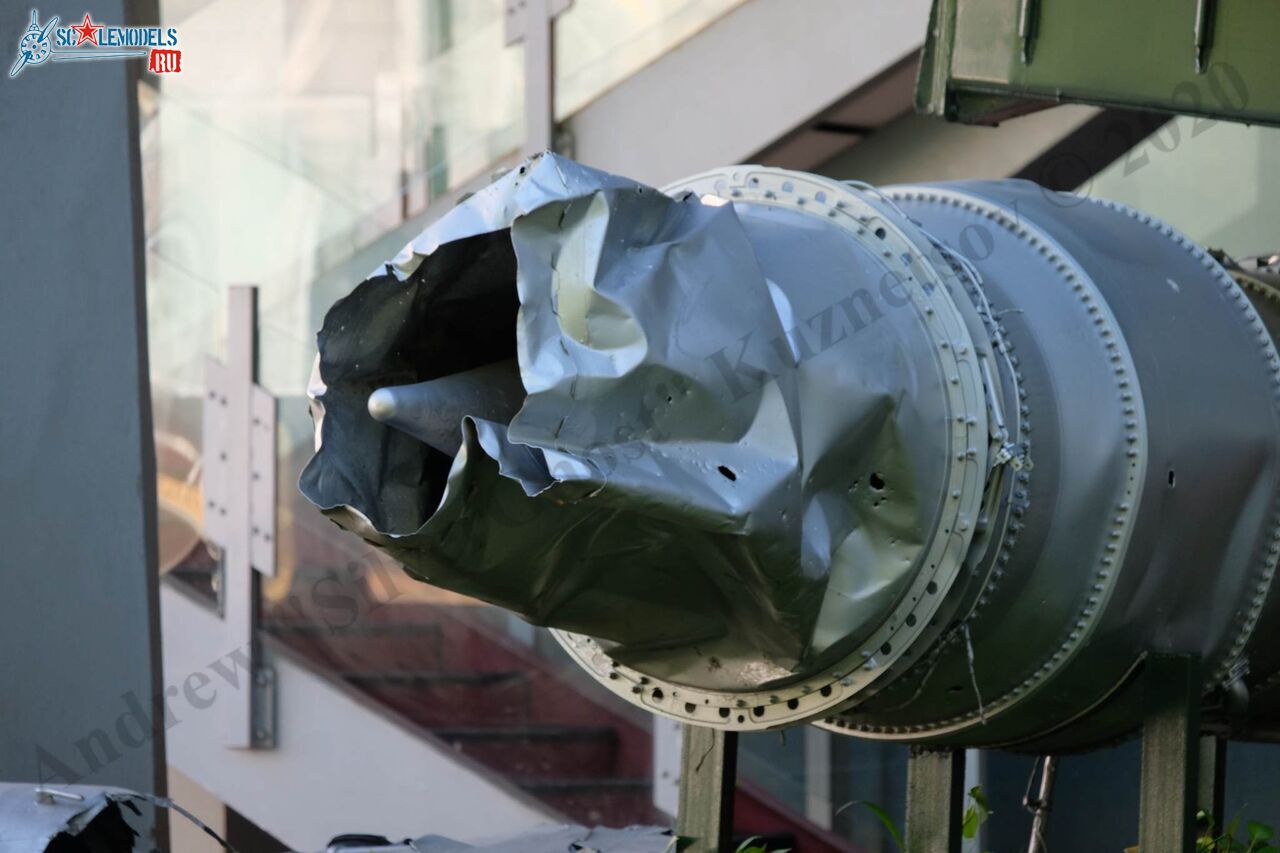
[734,838,763,853]
[834,800,905,851]
[968,785,992,813]
[1226,810,1245,841]
[1250,822,1276,842]
[962,785,993,840]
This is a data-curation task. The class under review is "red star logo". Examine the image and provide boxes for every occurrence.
[71,13,102,47]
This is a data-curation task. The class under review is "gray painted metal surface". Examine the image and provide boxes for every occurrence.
[0,1,165,843]
[399,825,676,852]
[0,783,232,852]
[301,153,1280,751]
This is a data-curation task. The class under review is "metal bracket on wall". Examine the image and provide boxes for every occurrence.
[1193,0,1216,74]
[251,666,277,749]
[202,285,278,749]
[1017,0,1039,64]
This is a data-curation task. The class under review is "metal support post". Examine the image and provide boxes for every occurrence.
[804,726,834,829]
[906,747,965,853]
[676,725,738,853]
[1139,654,1201,853]
[1198,735,1227,835]
[505,0,572,156]
[1025,755,1057,853]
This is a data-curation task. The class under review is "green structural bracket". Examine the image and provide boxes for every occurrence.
[917,0,1280,127]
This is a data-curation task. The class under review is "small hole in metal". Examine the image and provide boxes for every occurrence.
[718,465,737,481]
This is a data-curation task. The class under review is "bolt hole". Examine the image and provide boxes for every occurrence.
[875,227,887,239]
[752,706,765,717]
[905,614,917,627]
[685,702,697,714]
[926,581,938,594]
[737,714,746,723]
[787,698,799,710]
[1168,469,1176,488]
[718,707,731,718]
[718,465,737,481]
[651,688,664,701]
[820,685,832,697]
[869,472,886,491]
[880,642,892,655]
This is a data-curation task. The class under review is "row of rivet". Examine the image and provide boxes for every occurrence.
[1092,197,1280,692]
[829,189,1142,736]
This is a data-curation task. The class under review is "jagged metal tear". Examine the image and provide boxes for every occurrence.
[300,154,942,690]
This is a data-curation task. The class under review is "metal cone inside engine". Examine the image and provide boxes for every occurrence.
[367,359,525,457]
[301,154,1280,751]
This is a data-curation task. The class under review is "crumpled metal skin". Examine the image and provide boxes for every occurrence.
[404,825,676,853]
[300,154,955,690]
[0,785,146,852]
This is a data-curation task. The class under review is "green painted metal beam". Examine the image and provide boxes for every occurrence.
[917,0,1280,127]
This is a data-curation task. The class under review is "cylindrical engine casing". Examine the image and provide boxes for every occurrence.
[300,156,1280,751]
[817,180,1280,749]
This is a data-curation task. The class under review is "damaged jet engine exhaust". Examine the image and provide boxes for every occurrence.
[300,153,1280,751]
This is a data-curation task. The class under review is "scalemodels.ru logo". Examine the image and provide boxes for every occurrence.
[9,9,182,78]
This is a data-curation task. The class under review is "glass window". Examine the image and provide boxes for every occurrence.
[555,0,749,117]
[144,0,864,840]
[1084,117,1280,256]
